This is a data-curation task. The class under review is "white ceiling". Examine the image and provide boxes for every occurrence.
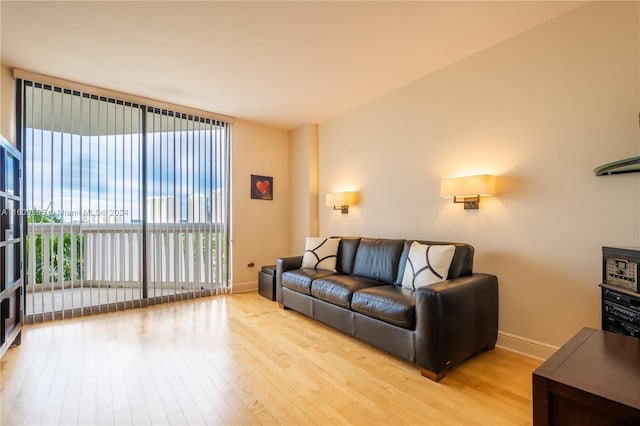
[1,1,584,129]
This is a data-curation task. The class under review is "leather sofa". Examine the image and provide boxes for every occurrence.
[276,237,498,381]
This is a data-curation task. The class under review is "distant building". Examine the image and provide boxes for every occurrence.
[147,196,175,223]
[188,193,207,223]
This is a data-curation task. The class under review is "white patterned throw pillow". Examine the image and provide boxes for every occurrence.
[401,242,455,289]
[301,237,341,272]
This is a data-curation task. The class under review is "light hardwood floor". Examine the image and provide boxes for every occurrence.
[1,292,541,425]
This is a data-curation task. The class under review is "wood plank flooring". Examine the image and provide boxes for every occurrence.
[1,292,541,425]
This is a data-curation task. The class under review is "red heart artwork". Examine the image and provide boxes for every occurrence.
[256,180,270,194]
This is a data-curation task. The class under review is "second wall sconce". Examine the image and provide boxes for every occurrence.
[326,192,358,214]
[441,174,495,209]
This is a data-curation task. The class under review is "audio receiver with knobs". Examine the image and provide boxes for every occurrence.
[601,247,640,339]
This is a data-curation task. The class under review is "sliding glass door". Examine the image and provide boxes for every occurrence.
[145,108,230,303]
[18,80,230,321]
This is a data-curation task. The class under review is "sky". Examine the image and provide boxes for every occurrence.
[25,126,228,224]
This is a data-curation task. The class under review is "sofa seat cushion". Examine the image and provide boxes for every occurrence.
[282,269,335,295]
[351,285,416,329]
[311,275,385,309]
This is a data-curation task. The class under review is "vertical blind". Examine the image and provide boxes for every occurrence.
[145,107,231,303]
[18,80,231,322]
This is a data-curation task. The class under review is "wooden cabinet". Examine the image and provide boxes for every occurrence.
[533,328,640,426]
[0,135,22,358]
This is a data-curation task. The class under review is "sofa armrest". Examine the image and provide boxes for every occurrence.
[415,273,498,380]
[275,256,303,303]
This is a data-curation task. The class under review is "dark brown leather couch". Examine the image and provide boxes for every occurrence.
[276,237,498,381]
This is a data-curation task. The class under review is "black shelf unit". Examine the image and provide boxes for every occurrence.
[0,135,22,358]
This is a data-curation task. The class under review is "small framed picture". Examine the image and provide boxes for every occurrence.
[251,175,273,200]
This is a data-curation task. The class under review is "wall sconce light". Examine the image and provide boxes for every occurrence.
[440,174,495,210]
[326,192,358,214]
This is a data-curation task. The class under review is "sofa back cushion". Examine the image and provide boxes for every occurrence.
[395,240,474,285]
[352,238,405,283]
[336,237,361,275]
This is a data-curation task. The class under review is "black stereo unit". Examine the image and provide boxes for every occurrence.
[602,246,640,293]
[602,290,640,337]
[601,247,640,339]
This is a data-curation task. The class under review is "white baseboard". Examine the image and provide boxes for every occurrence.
[232,281,258,294]
[496,331,558,360]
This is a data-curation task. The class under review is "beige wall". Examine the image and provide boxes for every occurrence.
[289,124,319,253]
[0,65,16,144]
[232,119,290,292]
[319,2,640,351]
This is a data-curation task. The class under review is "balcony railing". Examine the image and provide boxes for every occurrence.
[24,222,226,318]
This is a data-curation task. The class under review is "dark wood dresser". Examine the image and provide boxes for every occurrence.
[532,327,640,426]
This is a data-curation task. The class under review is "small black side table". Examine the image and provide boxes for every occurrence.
[258,265,276,301]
